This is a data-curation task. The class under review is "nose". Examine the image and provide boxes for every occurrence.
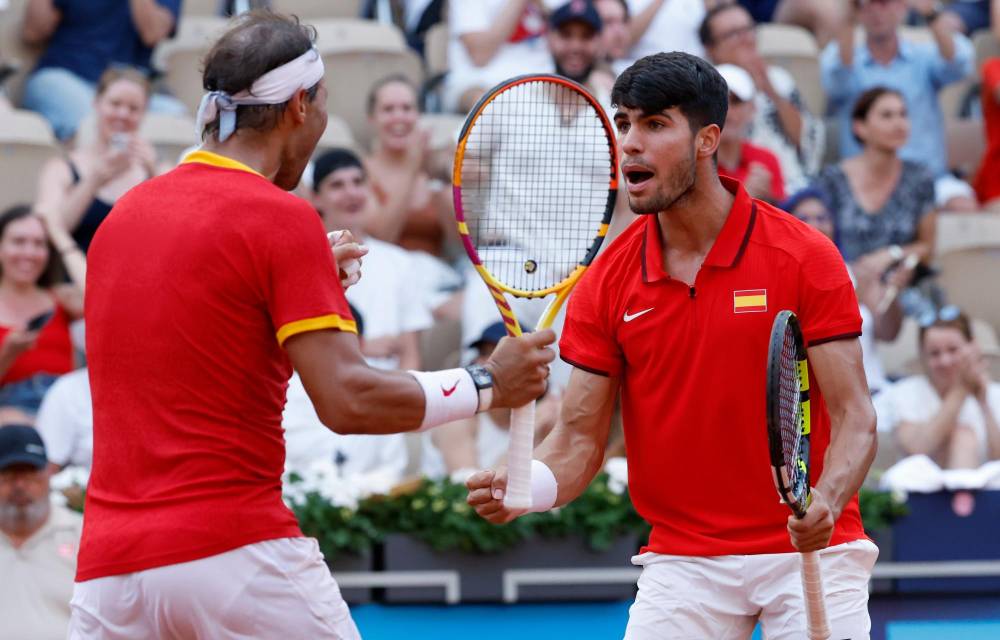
[620,126,642,156]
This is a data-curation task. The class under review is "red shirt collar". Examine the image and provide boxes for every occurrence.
[641,177,757,283]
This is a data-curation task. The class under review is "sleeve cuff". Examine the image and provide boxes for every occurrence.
[559,347,622,378]
[276,313,357,346]
[805,328,862,348]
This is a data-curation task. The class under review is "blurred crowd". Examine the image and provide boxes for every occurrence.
[2,1,1000,638]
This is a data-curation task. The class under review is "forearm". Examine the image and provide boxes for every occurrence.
[311,363,427,435]
[49,230,86,289]
[628,0,665,48]
[23,0,60,45]
[930,17,956,61]
[55,178,104,231]
[979,396,1000,460]
[535,372,617,506]
[460,0,532,67]
[535,416,610,507]
[897,386,967,455]
[771,95,804,146]
[129,0,174,47]
[432,416,479,471]
[816,399,877,519]
[365,176,421,243]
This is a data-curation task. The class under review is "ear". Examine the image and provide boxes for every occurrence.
[286,88,310,126]
[695,123,722,159]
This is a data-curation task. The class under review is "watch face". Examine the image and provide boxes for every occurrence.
[468,365,493,388]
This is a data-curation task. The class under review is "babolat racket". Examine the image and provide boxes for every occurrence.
[453,74,617,509]
[766,310,830,640]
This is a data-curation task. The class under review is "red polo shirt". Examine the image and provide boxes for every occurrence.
[560,178,866,556]
[77,151,356,581]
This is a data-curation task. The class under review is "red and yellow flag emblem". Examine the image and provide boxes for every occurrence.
[733,289,767,313]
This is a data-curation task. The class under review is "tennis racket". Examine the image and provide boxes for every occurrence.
[453,74,617,509]
[766,310,830,640]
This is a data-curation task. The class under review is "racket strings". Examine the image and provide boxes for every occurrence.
[460,80,613,292]
[778,331,806,500]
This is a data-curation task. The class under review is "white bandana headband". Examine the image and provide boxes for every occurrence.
[196,47,325,142]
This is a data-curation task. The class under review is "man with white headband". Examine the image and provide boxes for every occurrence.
[68,12,554,638]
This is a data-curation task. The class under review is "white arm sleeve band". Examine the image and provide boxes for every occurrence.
[528,459,558,512]
[408,368,479,432]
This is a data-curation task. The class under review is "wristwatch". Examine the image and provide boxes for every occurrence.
[923,2,945,24]
[464,364,493,412]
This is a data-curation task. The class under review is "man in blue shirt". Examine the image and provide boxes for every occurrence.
[821,0,973,190]
[21,0,184,140]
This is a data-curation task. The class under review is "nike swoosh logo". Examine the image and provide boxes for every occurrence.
[623,308,654,323]
[441,381,460,396]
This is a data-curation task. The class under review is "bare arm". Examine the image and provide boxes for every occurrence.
[458,0,533,67]
[286,328,554,435]
[431,416,480,472]
[627,0,666,49]
[22,0,61,46]
[979,394,1000,461]
[926,6,957,61]
[993,0,1000,41]
[834,0,856,68]
[896,385,965,455]
[396,330,421,371]
[129,0,176,47]
[466,368,618,522]
[536,369,618,505]
[809,338,877,520]
[35,155,128,233]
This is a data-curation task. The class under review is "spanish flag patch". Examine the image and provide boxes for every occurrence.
[733,289,767,313]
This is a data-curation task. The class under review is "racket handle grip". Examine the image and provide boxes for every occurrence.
[503,401,536,510]
[801,551,830,640]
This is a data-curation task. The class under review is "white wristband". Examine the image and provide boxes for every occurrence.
[528,459,558,513]
[408,368,479,432]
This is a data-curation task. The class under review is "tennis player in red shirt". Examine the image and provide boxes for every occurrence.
[68,12,554,639]
[467,52,879,639]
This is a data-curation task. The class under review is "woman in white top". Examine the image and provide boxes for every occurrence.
[880,307,1000,471]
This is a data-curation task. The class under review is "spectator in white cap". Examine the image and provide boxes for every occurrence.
[716,63,786,204]
[0,424,83,640]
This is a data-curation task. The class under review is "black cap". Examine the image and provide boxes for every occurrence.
[0,425,47,470]
[550,0,602,32]
[313,148,364,193]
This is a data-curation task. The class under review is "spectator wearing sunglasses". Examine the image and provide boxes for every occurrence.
[877,307,1000,477]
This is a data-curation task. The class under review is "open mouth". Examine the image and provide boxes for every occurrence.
[624,166,655,189]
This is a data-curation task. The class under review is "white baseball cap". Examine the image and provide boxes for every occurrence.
[716,64,756,102]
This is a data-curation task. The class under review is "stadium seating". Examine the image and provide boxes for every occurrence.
[756,23,824,116]
[938,247,1000,336]
[315,113,358,151]
[946,117,985,178]
[182,0,225,17]
[0,107,58,213]
[424,21,449,80]
[313,19,424,147]
[153,16,233,113]
[270,0,364,19]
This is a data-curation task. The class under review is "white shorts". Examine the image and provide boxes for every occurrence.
[624,539,879,640]
[68,537,361,640]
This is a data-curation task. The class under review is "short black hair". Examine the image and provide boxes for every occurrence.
[312,147,365,192]
[611,52,728,132]
[698,1,741,47]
